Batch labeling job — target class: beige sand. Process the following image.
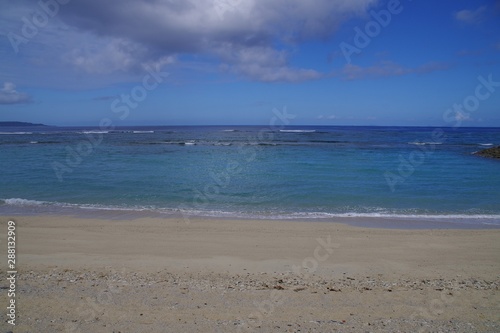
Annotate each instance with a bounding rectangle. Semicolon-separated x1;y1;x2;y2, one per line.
1;215;499;332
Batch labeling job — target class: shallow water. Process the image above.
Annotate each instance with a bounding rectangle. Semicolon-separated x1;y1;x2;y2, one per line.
1;125;499;227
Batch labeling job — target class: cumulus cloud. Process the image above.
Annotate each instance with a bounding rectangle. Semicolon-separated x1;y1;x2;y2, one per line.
61;35;177;75
63;38;145;74
0;82;32;105
454;6;487;25
61;0;376;49
52;0;376;81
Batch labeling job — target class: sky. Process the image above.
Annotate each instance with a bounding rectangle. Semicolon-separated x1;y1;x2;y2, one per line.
0;0;499;127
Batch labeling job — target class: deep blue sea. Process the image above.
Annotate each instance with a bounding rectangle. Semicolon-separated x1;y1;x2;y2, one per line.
1;125;499;227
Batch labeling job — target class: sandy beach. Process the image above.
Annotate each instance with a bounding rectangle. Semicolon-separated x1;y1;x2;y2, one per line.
1;215;499;332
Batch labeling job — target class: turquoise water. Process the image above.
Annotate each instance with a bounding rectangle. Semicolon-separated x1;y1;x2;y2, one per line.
0;125;499;226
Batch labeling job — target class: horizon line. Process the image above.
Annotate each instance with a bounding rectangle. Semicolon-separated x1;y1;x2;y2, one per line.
1;121;500;129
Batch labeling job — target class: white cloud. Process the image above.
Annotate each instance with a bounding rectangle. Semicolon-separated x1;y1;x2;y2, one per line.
62;38;143;74
338;61;450;80
455;111;471;122
317;115;337;119
454;6;487;25
61;34;177;75
218;45;322;82
2;0;377;82
0;82;32;105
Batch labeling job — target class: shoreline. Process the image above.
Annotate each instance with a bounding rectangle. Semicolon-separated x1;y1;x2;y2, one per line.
1;204;500;230
1;215;499;332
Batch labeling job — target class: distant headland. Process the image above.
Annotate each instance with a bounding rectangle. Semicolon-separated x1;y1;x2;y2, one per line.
0;121;49;127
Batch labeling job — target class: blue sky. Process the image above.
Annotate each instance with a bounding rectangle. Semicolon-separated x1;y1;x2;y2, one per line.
0;0;499;126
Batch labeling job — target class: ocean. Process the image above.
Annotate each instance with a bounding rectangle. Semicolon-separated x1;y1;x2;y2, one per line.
1;125;499;227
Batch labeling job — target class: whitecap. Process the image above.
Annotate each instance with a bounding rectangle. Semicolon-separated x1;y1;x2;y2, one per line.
2;198;47;206
81;131;109;134
0;132;33;135
408;141;442;146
